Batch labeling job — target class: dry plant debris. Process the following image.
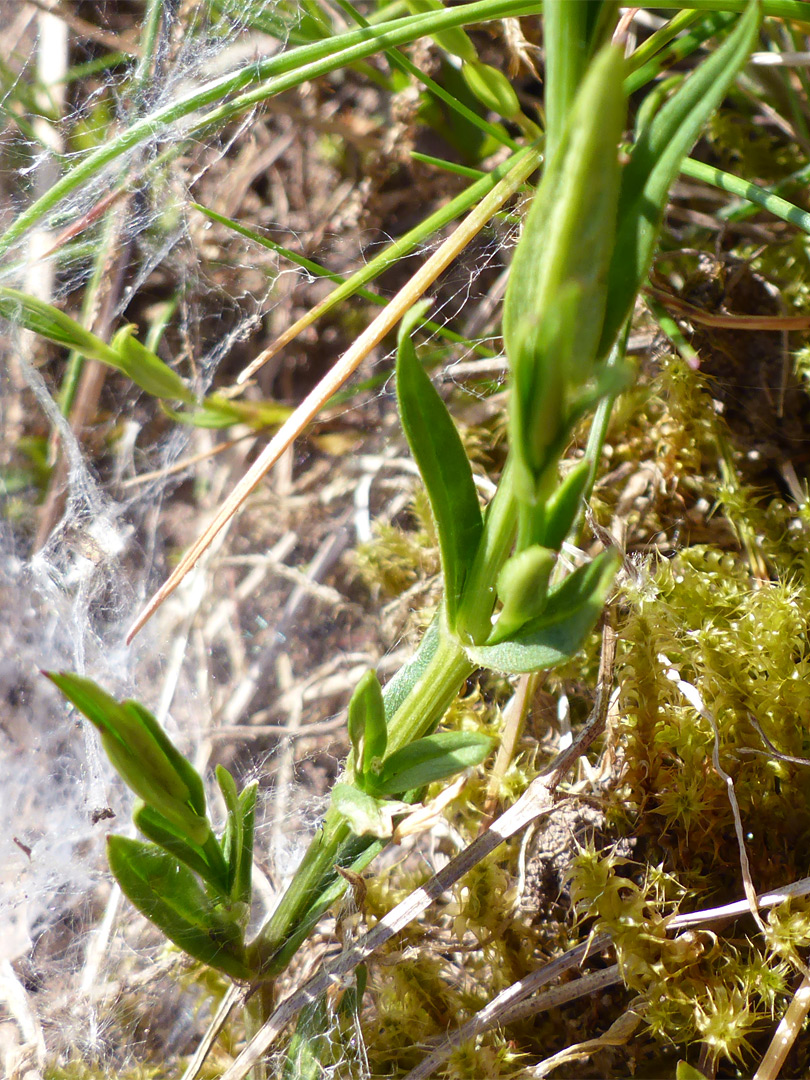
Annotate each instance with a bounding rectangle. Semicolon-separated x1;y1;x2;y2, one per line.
3;4;810;1080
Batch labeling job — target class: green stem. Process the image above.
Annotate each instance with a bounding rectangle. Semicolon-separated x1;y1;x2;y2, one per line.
573;327;631;544
249;620;473;975
455;457;519;646
680;156;810;235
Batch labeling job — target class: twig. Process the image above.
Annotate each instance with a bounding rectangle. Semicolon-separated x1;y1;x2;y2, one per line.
754;974;810;1080
400;943;613;1080
668;875;810;930
667;670;766;934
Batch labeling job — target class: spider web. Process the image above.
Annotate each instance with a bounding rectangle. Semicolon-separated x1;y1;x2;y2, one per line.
0;0;519;1073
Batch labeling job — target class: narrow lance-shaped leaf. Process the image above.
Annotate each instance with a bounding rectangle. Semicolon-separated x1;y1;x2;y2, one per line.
47;673;211;844
370;730;494;797
132;802;228;894
539;459;591;551
396;300;483;626
502;43;626;383
216;764;241;895
501;45;626;506
0;288;194;403
107;836;252;980
233;782;257;908
598;1;761;355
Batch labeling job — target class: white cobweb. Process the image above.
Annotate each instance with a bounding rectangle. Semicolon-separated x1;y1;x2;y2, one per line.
0;0;519;1074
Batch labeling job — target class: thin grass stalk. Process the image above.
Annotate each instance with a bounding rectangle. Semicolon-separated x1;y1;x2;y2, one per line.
0;0;545;259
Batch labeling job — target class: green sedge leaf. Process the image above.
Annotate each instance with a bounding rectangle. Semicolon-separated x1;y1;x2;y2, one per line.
371;731;494;797
107;836;252;980
331;783;409;839
110;326;195;404
404;0;476;62
465;551;619;674
396;301;483;625
347;670;387;783
0;288;193;403
598;1;760;355
133;803;227;893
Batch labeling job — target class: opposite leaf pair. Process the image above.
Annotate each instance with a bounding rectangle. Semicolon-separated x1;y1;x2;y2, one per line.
333;668;493;838
47;673;257;980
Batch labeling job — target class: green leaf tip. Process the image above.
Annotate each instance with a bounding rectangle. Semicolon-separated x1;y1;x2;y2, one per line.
0;287;194;404
396;300;483;627
370;730;494;797
502;43;627;500
47;672;211;846
347;669;387;784
107;836;252;980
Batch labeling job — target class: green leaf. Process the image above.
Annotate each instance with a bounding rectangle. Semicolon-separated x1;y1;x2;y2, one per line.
281;995;332;1080
123;699;207;816
132;803;227;893
396;301;483;625
502;43;625;380
381;612;440;721
0;288;194;403
107;836;252;980
676;1063;709;1080
371;731;494;797
331;783;410;839
465;551;618;674
598;1;761;354
214;766;256;908
165;394;292;430
216;764;240;895
502;44;626;500
109;325;195;403
460;61;520;120
47;673;210;844
540;460;590;551
234;782;257;908
543;0;619;161
347;670;387;783
404;0;476;62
